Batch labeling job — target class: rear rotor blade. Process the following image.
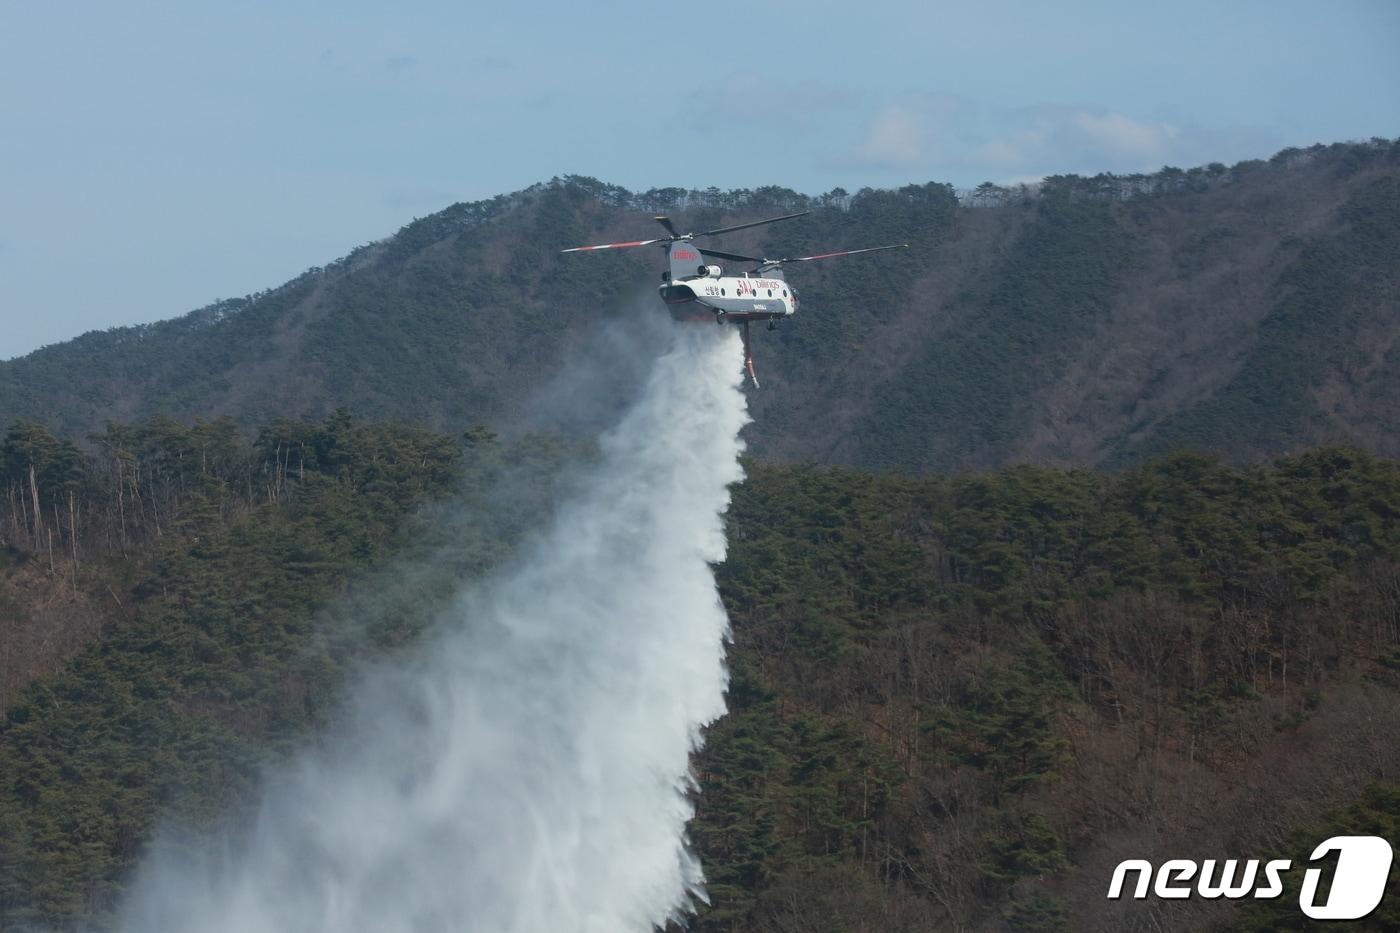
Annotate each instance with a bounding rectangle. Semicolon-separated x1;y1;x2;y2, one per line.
697;210;811;238
560;238;666;253
698;247;762;264
653;215;679;236
781;244;907;263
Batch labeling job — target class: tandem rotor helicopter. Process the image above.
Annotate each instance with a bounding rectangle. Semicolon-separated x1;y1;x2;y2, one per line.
561;211;905;387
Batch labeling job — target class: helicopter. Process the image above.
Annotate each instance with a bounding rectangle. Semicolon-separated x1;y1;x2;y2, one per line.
561;211;905;387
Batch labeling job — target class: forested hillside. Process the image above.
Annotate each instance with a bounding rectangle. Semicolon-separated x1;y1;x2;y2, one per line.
2;138;1398;932
1;140;1397;471
1;414;1397;931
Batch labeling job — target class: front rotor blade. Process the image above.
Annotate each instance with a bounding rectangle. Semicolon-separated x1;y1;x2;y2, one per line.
653;215;679;236
698;247;762;264
560;238;666;253
784;243;907;263
696;210;811;238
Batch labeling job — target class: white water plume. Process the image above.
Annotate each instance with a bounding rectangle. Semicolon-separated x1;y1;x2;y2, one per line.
116;324;749;932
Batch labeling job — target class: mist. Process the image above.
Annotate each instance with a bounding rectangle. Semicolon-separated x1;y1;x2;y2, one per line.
515;290;678;439
114;323;749;932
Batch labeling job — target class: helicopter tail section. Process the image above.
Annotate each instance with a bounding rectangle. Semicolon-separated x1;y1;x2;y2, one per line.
667;242;706;282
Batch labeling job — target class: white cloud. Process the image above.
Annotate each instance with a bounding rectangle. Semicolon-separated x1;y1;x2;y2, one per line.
837;95;1273;183
839;95;965;170
1067;110;1177;159
854;105;924;167
997;173;1049;187
975;129;1047;168
974;106;1180;172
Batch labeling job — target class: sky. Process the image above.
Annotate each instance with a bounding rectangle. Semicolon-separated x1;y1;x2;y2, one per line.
1;0;1397;360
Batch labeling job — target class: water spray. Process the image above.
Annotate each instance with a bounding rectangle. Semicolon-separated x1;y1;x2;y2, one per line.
116;324;749;933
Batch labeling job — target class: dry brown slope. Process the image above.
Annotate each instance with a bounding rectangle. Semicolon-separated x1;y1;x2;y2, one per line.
1019;157;1396;465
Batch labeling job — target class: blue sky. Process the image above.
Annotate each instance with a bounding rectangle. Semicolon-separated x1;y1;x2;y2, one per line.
2;0;1397;360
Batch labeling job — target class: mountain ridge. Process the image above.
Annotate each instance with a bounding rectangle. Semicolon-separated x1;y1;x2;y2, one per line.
3;138;1397;470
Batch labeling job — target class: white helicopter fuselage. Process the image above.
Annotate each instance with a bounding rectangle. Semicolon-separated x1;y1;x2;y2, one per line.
658;265;798;324
561;210;902;386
